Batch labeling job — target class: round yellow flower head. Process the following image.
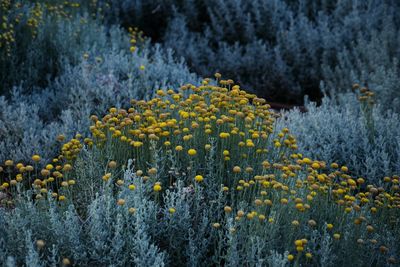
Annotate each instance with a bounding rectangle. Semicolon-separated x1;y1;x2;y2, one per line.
153;184;162;192
169;207;176;214
188;149;197;156
195;175;204;182
32;155;41;162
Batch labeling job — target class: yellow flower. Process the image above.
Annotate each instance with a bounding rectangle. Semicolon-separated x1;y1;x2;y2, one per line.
36;239;45;249
195;175;204;182
32;155;41;162
311;162;320;169
294;240;303;246
62;258;71;266
148;168;157;176
63;164;72;172
219;132;230;138
188;149;197;156
129;207;136;214
288;254;294;261
153;184;162;192
108;161;117;168
212;223;221;228
129;184;136;190
102;173;111;181
308;219;317;227
333;233;341;240
233;166;241;173
224;206;232;213
254;199;262;206
169;208;176;214
117;199;126;206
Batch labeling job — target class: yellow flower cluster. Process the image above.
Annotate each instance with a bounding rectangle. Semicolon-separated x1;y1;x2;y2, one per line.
0;74;399;263
128;26;145;54
0;1;104;58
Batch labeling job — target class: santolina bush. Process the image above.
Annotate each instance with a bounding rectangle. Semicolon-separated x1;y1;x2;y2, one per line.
121;0;399;106
0;7;200;164
0;78;399;266
276;87;400;183
1;1;399;266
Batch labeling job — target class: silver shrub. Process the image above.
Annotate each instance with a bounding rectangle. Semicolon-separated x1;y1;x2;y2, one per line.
0;164;166;266
0;25;199;164
277;93;400;182
161;0;400;104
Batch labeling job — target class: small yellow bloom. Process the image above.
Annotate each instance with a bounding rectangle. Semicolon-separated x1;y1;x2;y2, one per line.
311;162;320;169
188;149;197;156
117;199;126;206
169;207;176;214
212;223;221;228
148;168;157;176
62;258;71;266
36;240;45;249
224;206;232;213
292;220;300;226
195;175;204;182
129;207;136;214
219;132;230;138
153;184;162;192
108;161;117;168
233;166;241;173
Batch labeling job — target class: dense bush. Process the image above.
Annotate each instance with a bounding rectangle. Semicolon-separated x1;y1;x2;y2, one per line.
1;81;399;266
162;0;400;106
276;89;400;182
104;0;400;105
1;1;400;266
0;7;200;164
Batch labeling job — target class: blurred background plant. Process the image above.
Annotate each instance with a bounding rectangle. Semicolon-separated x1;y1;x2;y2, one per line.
102;0;400;108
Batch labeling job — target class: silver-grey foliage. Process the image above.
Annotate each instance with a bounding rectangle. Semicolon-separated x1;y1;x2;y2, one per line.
277;93;400;182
